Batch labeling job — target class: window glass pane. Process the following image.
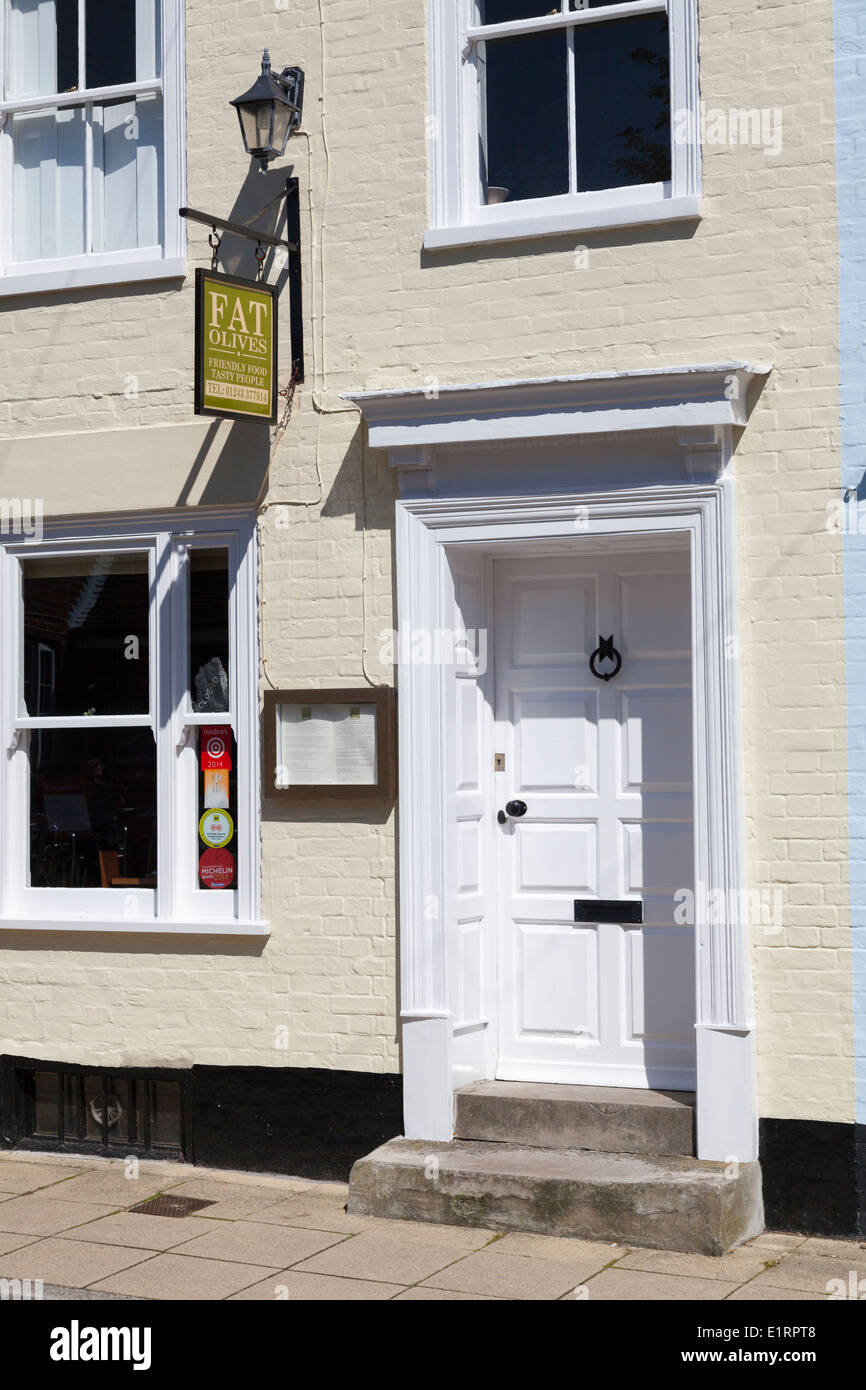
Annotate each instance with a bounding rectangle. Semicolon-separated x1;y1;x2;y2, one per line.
575;15;671;192
150;1080;182;1147
64;1073;82;1138
477;1;564;20
570;0;639;8
481;30;569;203
189;550;230;713
198;729;237;891
85;0;136;88
135;0;161;80
22;553;150;717
84;1076;130;1142
8;0;78;97
33;1070;60;1135
12;107;86;261
30;727;157;888
92;94;164;252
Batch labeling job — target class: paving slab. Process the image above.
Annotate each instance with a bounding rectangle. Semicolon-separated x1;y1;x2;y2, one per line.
90;1252;281;1301
248;1195;381;1235
583;1267;738;1300
746;1254;866;1295
172;1221;346;1268
56;1211;227;1251
617;1246;771;1282
157;1179;289;1220
727;1284;829;1301
0;1237;152;1287
293;1230;468;1286
0;1162;86;1194
423;1247;614;1299
42;1284;144;1301
0;1232;39;1257
394;1287;501;1300
746;1232;807;1254
229;1271;401;1300
0;1195;118;1236
485;1232;626;1263
38;1172;170;1208
798;1236;866;1259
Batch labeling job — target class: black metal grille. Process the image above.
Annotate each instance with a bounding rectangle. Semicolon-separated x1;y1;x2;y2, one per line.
17;1066;188;1159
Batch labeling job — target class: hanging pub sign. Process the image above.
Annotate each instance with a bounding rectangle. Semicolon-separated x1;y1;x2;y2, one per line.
194;269;278;423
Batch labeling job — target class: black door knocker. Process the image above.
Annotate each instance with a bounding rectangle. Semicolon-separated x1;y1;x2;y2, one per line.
589;634;622;682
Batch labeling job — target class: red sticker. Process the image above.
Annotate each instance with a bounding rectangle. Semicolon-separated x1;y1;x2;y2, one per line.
201;726;232;771
199;848;235;890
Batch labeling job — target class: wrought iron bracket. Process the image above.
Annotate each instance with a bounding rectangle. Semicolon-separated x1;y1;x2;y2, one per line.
179;176;304;383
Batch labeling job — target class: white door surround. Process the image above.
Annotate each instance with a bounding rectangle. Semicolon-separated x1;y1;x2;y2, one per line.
346;363;770;1164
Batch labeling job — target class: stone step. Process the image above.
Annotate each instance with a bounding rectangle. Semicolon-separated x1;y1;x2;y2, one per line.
348;1138;763;1255
455;1081;696;1157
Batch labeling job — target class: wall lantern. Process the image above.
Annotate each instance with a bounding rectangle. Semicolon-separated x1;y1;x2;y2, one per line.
230;49;305;170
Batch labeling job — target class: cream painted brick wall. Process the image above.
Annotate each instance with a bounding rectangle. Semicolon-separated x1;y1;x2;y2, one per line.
0;0;853;1120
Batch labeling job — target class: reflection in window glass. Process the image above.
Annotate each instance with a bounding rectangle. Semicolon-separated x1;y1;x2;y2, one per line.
477;1;563;20
22;553;149;717
33;1071;60;1135
8;0;78;97
85;0;136;88
482;30;569;202
189;550;230;713
29;728;157;889
575;16;671;192
93;94;164;253
12;106;86;261
84;1075;130;1142
150;1080;183;1147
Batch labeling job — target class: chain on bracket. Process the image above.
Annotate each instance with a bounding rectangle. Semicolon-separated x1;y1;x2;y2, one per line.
255;241;267;282
209;227;222;271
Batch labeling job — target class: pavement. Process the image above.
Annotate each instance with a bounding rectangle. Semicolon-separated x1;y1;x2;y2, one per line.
0;1149;861;1301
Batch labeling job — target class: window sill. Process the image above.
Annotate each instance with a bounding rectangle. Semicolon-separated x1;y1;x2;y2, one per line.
0;255;187;298
423;195;702;251
0;917;270;937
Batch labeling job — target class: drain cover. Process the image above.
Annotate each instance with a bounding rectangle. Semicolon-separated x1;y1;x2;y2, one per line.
129;1195;216;1219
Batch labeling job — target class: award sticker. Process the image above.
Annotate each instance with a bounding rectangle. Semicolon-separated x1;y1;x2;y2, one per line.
201;726;232;771
203;767;230;810
200;848;235;890
199;809;234;849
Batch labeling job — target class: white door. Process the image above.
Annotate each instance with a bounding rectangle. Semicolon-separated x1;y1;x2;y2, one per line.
494;547;696;1089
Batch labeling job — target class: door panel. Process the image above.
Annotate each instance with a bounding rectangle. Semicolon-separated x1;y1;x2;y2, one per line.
494;549;696;1089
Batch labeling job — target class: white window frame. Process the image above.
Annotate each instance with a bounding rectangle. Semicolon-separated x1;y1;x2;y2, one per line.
0;511;266;936
0;0;186;296
426;0;701;250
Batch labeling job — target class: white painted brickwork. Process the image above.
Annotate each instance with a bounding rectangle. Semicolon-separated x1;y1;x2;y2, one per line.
0;0;853;1121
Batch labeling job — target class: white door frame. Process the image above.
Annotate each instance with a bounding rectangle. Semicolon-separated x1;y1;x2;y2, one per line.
396;480;757;1163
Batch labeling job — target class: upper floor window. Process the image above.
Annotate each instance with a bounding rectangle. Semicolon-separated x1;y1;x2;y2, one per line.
426;0;701;250
0;0;185;293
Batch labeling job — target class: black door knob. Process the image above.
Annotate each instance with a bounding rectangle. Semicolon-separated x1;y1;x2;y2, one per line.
505;800;528;818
